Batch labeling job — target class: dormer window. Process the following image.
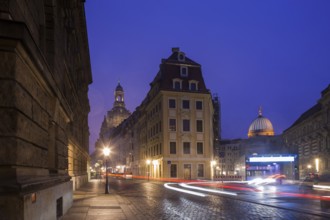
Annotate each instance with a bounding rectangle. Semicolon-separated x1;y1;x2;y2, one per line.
180;66;188;77
189;80;198;91
178;52;185;61
172;78;182;90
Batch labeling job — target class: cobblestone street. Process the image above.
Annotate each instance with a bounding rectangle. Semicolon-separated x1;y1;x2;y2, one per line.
62;178;330;220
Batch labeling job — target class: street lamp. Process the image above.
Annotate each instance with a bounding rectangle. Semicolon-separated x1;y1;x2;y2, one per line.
146;159;151;181
103;147;111;194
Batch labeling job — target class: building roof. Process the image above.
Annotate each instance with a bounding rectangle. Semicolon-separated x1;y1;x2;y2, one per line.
149;47;209;94
116;82;123;92
284;84;329;132
248;108;274;137
285;103;322;130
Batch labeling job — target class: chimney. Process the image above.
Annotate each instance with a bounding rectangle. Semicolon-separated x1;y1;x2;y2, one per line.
172;47;180;53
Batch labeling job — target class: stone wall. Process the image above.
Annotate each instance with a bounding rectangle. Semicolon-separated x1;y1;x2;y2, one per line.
0;0;92;219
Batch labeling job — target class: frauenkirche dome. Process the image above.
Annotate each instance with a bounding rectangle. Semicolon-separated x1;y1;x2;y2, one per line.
248;107;274;138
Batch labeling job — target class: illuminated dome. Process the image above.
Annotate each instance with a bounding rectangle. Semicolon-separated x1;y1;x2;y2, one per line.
248;108;274;138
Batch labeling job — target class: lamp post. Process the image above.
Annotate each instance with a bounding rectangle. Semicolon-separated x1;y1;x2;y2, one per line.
103;147;110;194
146;160;151;181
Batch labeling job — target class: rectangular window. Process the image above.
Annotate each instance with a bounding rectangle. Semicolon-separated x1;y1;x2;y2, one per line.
182;100;190;109
174;81;181;90
196;101;203;110
183;119;190;132
169;99;176;108
196;120;203;132
170;142;176;154
169;119;176;131
180;66;188;77
190;83;197;91
197;164;204;177
197;142;203;154
183;142;190;154
170;164;177;178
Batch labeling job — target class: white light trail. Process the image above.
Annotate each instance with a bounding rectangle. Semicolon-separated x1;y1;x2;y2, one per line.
164;183;206;197
179;183;237;196
313;185;330;190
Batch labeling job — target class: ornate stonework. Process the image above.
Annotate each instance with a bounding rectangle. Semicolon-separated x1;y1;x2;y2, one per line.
0;1;92;219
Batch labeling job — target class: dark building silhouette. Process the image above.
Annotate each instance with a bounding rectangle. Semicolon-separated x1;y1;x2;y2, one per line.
0;1;92;219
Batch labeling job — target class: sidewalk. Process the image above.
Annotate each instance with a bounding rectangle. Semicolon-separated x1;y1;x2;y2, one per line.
61;179;138;220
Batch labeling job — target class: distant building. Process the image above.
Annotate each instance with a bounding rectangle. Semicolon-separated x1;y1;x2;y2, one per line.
0;1;92;219
248;107;275;137
108;48;219;179
283;84;330;179
219;109;292;180
92;83;131;163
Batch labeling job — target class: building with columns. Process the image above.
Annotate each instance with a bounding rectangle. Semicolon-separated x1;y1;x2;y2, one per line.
283;84;330;179
108;48;219;180
0;1;92;219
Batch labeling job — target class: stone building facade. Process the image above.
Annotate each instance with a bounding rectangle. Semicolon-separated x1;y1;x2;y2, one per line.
0;0;92;219
108;48;219;180
283;84;330;179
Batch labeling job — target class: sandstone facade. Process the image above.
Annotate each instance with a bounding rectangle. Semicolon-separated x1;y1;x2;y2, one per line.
0;0;92;219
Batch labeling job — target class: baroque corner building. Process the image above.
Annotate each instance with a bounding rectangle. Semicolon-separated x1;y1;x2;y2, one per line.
283;84;330;178
109;48;220;180
0;1;92;219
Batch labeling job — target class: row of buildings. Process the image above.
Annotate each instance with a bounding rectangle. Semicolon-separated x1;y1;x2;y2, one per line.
93;48;220;180
93;47;330;182
0;1;92;219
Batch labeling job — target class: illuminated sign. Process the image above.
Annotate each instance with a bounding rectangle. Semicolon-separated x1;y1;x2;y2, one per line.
249;156;295;162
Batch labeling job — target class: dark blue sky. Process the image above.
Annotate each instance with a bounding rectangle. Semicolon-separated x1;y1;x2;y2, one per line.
85;0;330;153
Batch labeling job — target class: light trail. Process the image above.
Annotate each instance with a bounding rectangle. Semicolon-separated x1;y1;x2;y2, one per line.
313;185;330;190
179;183;237;196
164;183;206;197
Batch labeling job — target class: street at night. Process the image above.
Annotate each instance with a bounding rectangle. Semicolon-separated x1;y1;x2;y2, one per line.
63;178;330;220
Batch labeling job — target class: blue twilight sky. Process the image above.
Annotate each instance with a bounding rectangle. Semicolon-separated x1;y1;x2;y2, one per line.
85;0;330;154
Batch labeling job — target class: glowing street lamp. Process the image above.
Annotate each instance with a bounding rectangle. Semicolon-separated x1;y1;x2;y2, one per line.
146;159;151;181
103;147;111;194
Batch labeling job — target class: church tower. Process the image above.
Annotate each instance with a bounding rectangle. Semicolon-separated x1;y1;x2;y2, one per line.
93;83;131;158
105;82;131;128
